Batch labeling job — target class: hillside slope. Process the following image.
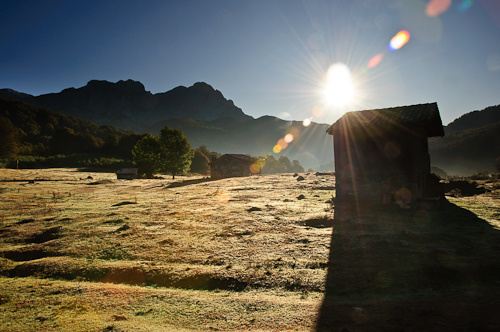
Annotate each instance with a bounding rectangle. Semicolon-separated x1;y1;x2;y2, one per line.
430;105;500;174
445;104;500;133
0;96;141;158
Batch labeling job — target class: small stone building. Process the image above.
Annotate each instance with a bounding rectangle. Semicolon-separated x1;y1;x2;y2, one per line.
116;168;139;180
209;154;257;179
327;103;444;217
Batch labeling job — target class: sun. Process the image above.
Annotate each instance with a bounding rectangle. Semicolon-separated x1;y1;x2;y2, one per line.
322;63;356;107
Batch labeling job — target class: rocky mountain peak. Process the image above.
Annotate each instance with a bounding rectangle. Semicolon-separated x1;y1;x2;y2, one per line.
84;79;147;94
0;79;252;132
192;81;214;91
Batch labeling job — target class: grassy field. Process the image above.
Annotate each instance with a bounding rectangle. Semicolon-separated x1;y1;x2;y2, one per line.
0;168;499;331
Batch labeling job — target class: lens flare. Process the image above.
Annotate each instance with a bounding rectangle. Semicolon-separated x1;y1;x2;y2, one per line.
284;133;294;143
277;138;288;150
273;145;282;153
287;126;300;140
303;118;312;127
426;0;452;17
388;30;410;51
368;53;384;68
250;160;263;174
395;187;412;207
312;105;324;117
217;189;230;203
278;112;291;120
458;0;474;13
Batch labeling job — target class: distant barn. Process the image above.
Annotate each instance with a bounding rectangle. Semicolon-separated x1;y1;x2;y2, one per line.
327;103;444;217
116;168;139;180
210;154;258;179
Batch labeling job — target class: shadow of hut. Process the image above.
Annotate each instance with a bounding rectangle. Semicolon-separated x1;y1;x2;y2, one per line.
316;103;500;331
315;201;500;331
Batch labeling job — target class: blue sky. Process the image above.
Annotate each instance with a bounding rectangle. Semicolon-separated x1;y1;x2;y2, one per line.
1;0;499;126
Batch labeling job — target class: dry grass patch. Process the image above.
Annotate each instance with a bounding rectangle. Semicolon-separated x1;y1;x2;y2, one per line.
1;169;333;330
2;168;500;331
0;275;321;331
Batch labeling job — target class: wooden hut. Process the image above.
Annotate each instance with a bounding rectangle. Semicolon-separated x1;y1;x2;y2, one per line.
209;154;257;179
327;103;444;217
116;168;139;180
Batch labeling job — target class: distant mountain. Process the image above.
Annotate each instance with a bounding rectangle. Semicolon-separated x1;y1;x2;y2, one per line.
2;80;498;174
0;80;252;133
0;80;333;170
429;104;500;175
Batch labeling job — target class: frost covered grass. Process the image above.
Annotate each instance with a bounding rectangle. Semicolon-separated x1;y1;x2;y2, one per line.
1;168;500;331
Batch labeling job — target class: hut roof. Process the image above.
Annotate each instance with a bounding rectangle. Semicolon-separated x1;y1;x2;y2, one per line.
327;102;444;137
116;168;139;174
210;154;255;165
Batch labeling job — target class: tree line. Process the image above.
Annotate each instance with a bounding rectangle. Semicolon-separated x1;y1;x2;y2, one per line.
131;128;305;178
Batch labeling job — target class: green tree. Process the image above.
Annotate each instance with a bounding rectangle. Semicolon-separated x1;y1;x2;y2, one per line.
118;133;143;159
262;155;285;174
0;116;20;158
132;134;160;178
104;134;120;154
190;149;210;175
83;134;103;153
158;127;194;179
290;160;305;173
278;156;293;172
50;127;83;154
198;145;211;158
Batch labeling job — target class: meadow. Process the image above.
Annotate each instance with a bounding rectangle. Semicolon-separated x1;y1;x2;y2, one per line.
0;168;499;331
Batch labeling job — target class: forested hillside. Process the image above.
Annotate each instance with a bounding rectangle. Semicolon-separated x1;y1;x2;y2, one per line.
445;105;500;134
429;105;500;175
0;96;143;166
0;96;308;174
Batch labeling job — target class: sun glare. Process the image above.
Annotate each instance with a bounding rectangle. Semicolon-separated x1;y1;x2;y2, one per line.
323;63;356;107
